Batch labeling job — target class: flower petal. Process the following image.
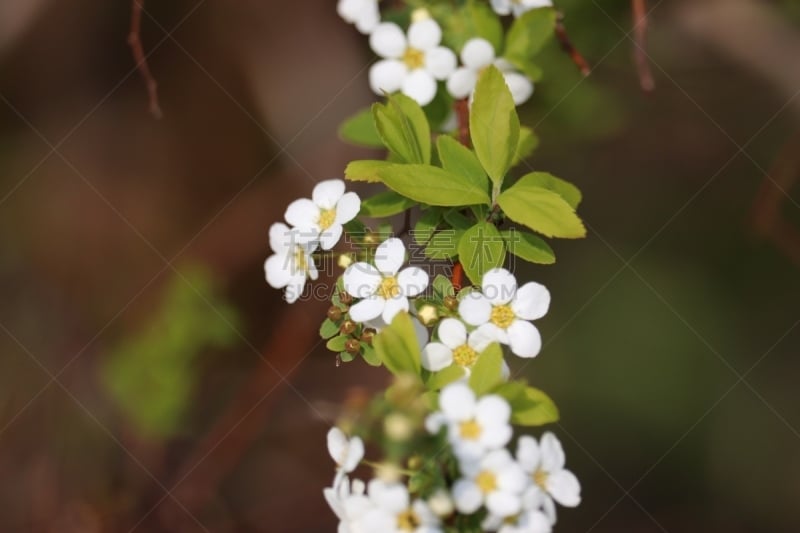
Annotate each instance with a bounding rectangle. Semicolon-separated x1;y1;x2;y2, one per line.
482;268;518;305
369;22;407;58
421;343;453;372
285;198;320;229
503;71;534;105
264;254;291;289
490;0;512;15
335;192;361;225
446;67;477;100
425;46;456;80
382;296;409;323
369;59;407;95
312;179;345;209
327;427;347;465
461;38;495;70
284;273;306;304
349;295;385;322
476;322;509;345
343;262;381;298
487;490;522;518
452;479;483;514
476;395;511;426
540;432;566;472
269;222;293;253
459;293;492;326
516;435;541;473
342;436;364;472
467;327;495;352
512;281;551;320
412;316;430;350
402;69;437;106
397;266;429;297
546;470;581;508
507;319;542;358
319;224;344;251
374;237;406;275
408;19;442;50
440;382;476;421
437;318;467;349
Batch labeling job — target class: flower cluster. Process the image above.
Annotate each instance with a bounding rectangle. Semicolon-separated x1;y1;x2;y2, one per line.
323;381;580;532
338;0;549;106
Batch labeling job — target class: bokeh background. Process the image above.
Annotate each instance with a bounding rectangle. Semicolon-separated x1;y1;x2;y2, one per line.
0;0;798;531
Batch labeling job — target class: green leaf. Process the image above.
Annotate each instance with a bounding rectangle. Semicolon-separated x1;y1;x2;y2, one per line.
443;209;474;231
372;93;431;164
319;319;340;339
514;172;582;209
414;208;443;245
512;127;540;167
326;335;348;352
437;136;489;194
339;108;383;148
360;190;417;218
497;184;586;239
373;313;422;376
437;0;504;53
345;160;393;183
377;164;491;206
457;222;506;285
426;229;464;260
426;364;466;391
502;230;555;265
468;343;504;395
361;343;381;366
510;386;560;426
503;8;557;70
432;275;455;299
470;66;520;189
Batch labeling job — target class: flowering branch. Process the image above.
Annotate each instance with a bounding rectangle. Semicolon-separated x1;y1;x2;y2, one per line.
128;0;163;119
555;11;591;77
632;0;656;92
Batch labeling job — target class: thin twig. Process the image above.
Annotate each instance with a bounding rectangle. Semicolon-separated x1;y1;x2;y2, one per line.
128;0;163;119
555;12;591;77
454;99;471;148
632;0;656;92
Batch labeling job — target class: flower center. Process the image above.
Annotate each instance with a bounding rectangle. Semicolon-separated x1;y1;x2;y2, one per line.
397;509;421;531
318;208;337;231
403;47;425;70
459;419;482;440
534;469;549;490
453;344;478;367
377;276;401;299
476;470;498;494
293;246;308;273
490;305;515;329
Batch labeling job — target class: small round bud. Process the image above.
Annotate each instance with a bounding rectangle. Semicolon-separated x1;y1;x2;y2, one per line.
374;462;402;483
383;413;413;442
339;292;353;305
363;232;380;245
360;328;376;345
327;306;343;321
443;296;458;311
345;338;361;354
417;304;439;326
337;254;354;269
407;455;423;470
411;8;431;22
340;320;357;335
427;489;455;517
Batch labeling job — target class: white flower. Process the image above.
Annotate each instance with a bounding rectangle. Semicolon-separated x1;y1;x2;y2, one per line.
343;238;429;324
264;222;318;304
421;318;494;372
369;19;457;105
516;433;581;524
452;449;527;518
490;0;553;18
360;480;442;533
338;0;380;34
484;509;552;533
446;38;534;105
425;382;512;461
458;268;550;358
324;476;372;533
328;427;365;486
285;179;361;251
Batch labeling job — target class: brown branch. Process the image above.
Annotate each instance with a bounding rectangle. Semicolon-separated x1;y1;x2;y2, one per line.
454;98;471;148
632;0;656;92
128;0;163;119
555;12;591;77
751;131;800;267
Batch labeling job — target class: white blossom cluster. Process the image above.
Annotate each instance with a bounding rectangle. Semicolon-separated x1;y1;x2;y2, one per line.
264;179;360;303
337;0;554;106
323;382;580;532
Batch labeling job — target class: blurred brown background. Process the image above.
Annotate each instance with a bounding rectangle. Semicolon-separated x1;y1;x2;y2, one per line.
0;0;798;531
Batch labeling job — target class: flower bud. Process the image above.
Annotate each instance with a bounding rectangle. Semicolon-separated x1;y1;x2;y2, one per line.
374;462;402;483
417;304;439;326
337;253;354;269
340;320;357;335
327;306;343;321
360;328;376;345
383;413;413;442
345;338;361;354
443;296;458;311
339;291;353;305
427;489;454;517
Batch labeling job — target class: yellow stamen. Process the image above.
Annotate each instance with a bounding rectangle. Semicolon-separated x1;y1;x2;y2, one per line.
397;509;421;531
377;276;401;299
476;470;498;494
318;208;337;231
403;47;425;70
459;419;482;440
490;305;515;329
453;344;478;367
534;469;549;490
294;246;308;273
